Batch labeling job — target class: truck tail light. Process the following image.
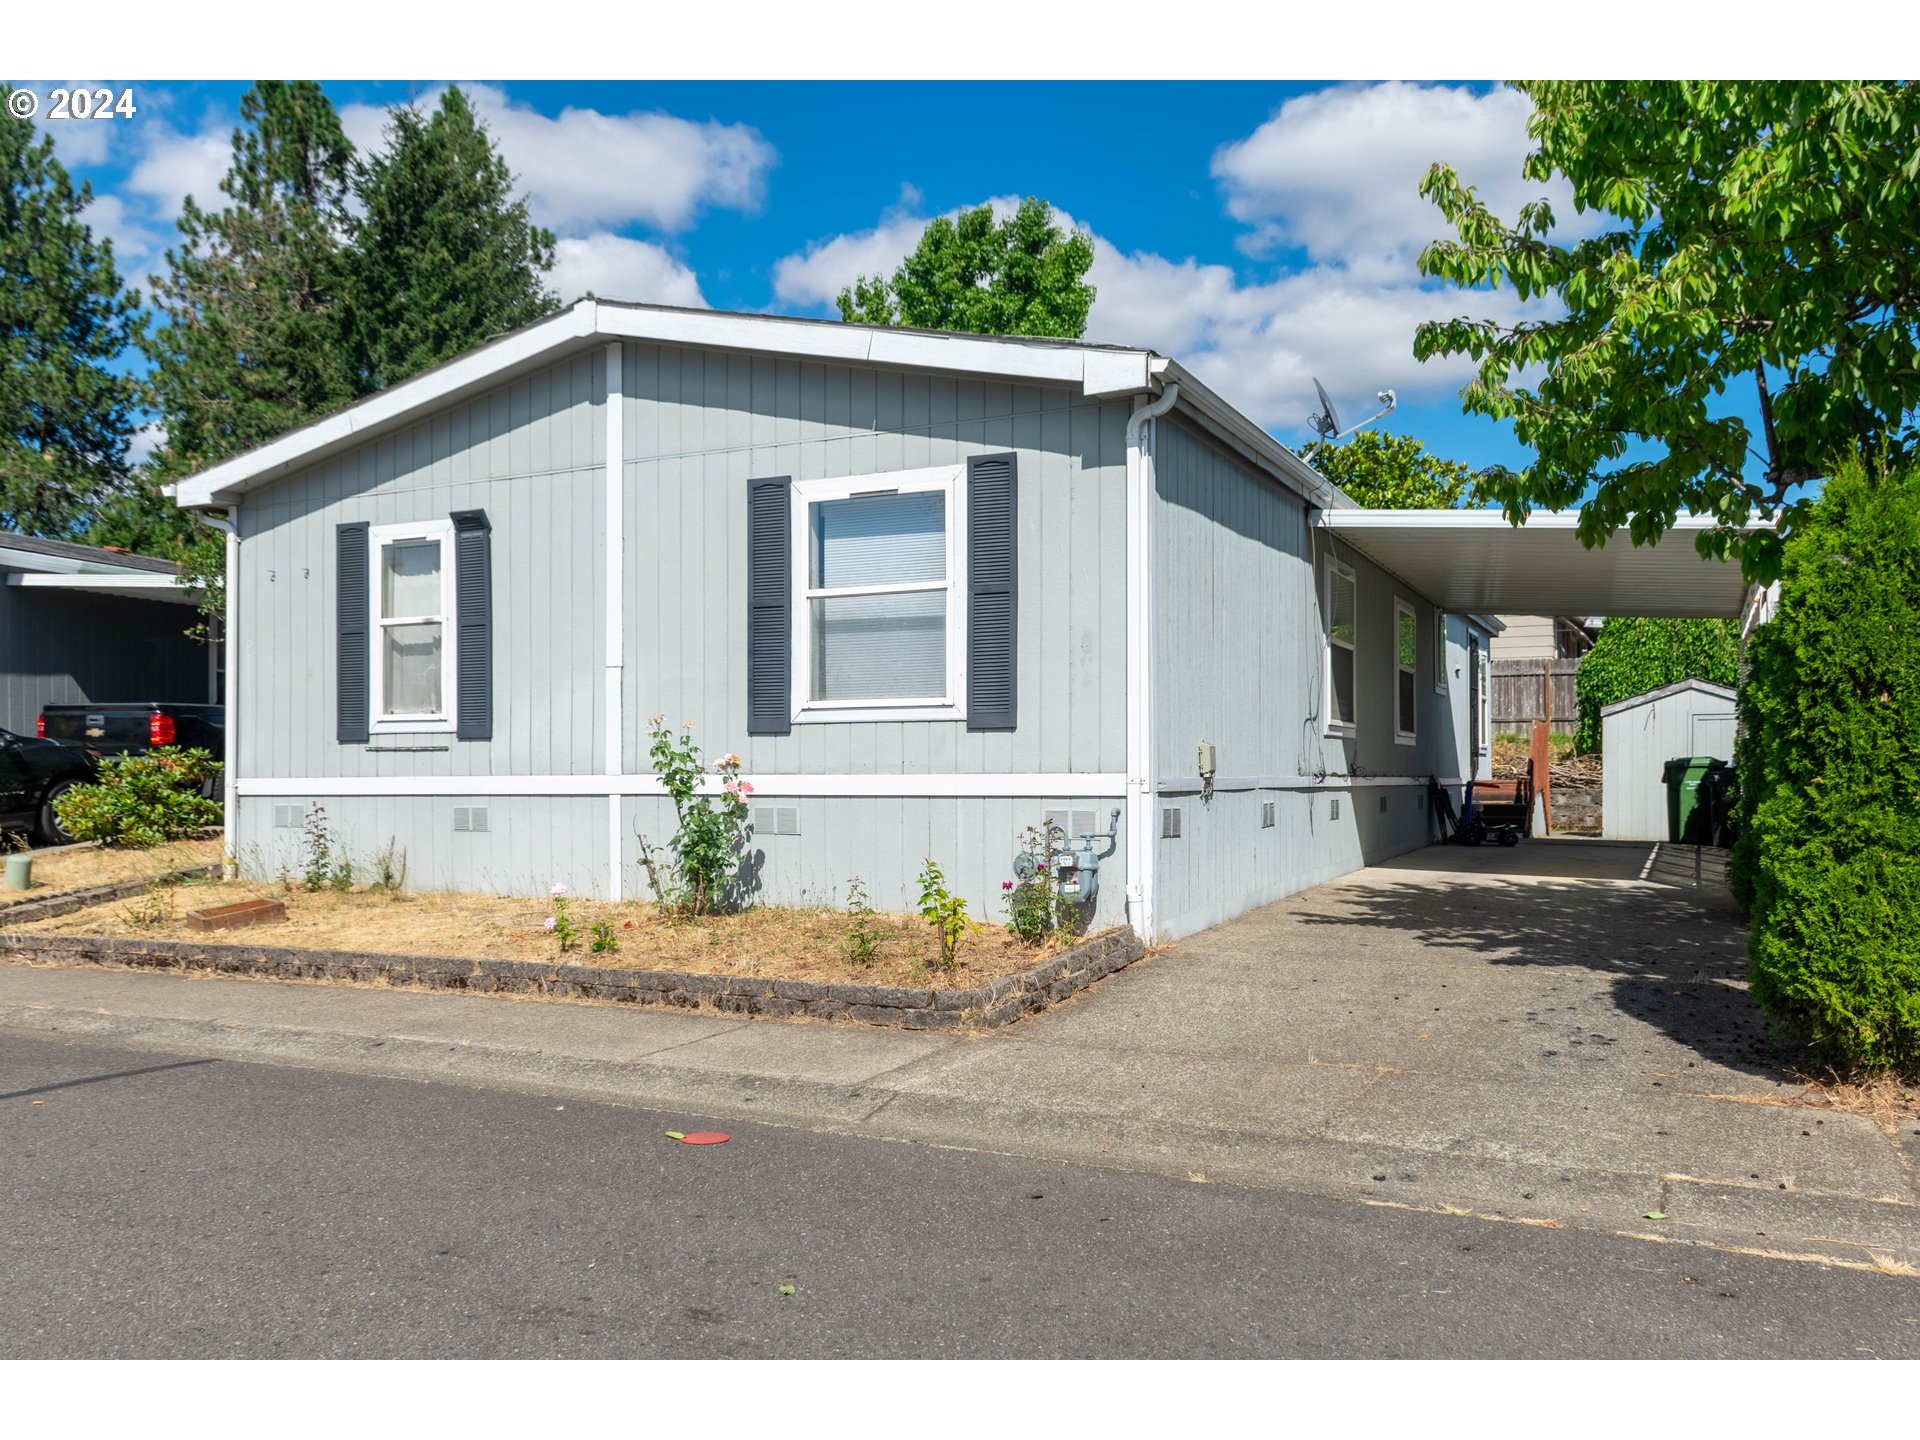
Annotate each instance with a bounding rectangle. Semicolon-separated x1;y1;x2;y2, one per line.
150;713;176;747
36;714;45;738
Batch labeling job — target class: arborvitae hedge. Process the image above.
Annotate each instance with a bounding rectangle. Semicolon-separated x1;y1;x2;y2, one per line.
1574;618;1741;753
1732;453;1920;1072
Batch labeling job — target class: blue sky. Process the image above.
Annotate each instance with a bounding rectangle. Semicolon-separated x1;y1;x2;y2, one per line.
30;78;1763;477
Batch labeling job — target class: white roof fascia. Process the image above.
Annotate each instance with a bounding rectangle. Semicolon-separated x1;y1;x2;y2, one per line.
6;573;199;603
166;301;602;509
1315;509;1728;536
1155;360;1346;511
0;544;169;577
167;302;1162;511
1599;677;1737;718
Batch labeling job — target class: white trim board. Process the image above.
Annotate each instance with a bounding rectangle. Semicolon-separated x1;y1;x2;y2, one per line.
234;773;1129;799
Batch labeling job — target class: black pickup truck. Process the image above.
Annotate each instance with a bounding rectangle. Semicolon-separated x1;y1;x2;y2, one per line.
0;728;98;843
38;702;225;763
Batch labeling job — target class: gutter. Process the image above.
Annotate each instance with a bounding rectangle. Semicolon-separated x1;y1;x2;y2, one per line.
1123;380;1180;943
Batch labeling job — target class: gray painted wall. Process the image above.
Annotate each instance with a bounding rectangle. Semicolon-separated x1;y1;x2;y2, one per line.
0;581;209;736
231;342;1133;929
1149;418;1471;939
618;342;1131;776
1601;684;1736;840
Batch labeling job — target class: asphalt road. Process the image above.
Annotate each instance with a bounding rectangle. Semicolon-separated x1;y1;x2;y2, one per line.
3;1032;1915;1359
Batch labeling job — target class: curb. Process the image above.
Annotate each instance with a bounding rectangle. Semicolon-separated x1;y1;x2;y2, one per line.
0;925;1145;1030
0;865;222;925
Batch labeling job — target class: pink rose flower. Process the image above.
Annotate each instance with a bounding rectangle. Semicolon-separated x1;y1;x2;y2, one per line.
737;781;754;796
542;916;557;932
550;883;567;898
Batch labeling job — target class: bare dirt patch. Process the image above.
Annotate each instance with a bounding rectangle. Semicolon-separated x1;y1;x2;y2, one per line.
0;838;221;902
11;877;1078;990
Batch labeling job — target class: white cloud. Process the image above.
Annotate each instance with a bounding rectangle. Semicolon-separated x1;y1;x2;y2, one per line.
340;83;775;235
1082;238;1547;437
127;422;165;468
124;120;230;219
772;208;934;309
550;233;705;308
1211;81;1595;274
83;192;164;271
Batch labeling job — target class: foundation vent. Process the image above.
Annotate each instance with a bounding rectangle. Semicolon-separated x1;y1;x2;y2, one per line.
752;804;800;836
1161;807;1182;839
452;805;489;833
1261;800;1275;828
271;804;301;829
1329;796;1341;821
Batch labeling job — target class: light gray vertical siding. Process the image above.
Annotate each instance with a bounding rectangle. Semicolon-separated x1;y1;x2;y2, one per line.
231;341;1131;918
619;343;1132;777
0;583;209;735
1601;684;1736;840
1149;417;1467;938
233;351;606;782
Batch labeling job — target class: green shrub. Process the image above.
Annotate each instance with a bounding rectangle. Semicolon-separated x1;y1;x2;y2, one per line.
1734;452;1920;1073
52;748;223;848
1574;617;1741;753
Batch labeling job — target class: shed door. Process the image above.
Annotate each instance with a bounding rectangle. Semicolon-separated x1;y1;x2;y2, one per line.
1692;712;1735;761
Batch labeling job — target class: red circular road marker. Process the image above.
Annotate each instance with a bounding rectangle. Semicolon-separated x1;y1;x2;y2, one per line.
679;1131;731;1145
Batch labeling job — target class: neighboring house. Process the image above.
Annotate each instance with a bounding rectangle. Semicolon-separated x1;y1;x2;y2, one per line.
0;534;209;737
1600;679;1737;841
1489;614;1597;662
165;300;1502;942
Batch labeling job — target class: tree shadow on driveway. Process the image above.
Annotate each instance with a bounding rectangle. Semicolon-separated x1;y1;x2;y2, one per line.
1289;875;1798;1083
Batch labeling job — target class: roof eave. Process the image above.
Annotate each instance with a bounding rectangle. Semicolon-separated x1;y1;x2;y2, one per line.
165;301;1163;510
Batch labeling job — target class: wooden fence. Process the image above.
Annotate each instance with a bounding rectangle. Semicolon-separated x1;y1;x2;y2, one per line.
1492;658;1580;737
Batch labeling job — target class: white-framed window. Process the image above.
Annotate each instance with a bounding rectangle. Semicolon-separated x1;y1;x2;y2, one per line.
1433;608;1450;694
369;519;455;732
790;466;965;723
1394;596;1418;745
1324;557;1357;737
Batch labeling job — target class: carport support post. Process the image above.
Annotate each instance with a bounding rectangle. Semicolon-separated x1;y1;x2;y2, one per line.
1530;720;1552;837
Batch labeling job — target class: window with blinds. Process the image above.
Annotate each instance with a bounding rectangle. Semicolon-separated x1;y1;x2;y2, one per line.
1326;559;1357;735
790;467;962;716
1394;597;1418;744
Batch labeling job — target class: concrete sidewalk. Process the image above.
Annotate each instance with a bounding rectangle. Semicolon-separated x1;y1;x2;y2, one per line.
3;839;1915;1271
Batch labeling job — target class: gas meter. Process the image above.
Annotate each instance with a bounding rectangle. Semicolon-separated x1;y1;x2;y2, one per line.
1015;808;1121;907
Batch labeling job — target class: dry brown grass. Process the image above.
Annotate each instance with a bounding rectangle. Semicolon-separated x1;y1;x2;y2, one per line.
14;876;1083;988
0;837;221;902
1710;1073;1920;1140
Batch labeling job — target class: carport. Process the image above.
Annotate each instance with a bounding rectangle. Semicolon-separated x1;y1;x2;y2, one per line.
1310;509;1763;621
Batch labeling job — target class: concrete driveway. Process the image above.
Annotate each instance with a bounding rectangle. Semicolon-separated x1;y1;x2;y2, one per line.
4;838;1916;1266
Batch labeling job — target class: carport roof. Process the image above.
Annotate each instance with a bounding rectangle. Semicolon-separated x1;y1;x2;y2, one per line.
1312;509;1757;619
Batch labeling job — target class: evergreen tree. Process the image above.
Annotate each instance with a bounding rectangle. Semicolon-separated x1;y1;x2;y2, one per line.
0;85;143;536
144;81;358;475
1733;451;1920;1072
348;86;558;389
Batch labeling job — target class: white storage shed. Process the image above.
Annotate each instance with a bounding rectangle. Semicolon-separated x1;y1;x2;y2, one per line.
1600;678;1737;841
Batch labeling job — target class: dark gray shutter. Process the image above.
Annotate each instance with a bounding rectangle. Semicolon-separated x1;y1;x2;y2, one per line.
747;475;792;735
336;522;370;743
967;452;1018;731
452;510;492;740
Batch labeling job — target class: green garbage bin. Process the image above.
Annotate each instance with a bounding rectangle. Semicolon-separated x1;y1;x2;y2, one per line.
1662;756;1722;844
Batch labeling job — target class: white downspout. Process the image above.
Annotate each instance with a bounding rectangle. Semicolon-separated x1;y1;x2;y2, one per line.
604;341;626;902
200;511;239;880
1124;381;1179;943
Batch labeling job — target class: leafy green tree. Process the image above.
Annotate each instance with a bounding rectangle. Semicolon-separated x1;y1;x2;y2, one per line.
838;197;1095;339
1415;81;1920;583
144;81;358;475
0;86;143;537
348;86;558;389
1302;430;1476;510
1572;617;1740;752
1732;451;1920;1072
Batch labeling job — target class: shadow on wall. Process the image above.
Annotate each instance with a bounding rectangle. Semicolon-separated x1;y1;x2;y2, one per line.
1292;876;1791;1082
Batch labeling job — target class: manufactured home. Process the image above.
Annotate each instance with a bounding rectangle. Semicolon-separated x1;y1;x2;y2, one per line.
168;301;1756;942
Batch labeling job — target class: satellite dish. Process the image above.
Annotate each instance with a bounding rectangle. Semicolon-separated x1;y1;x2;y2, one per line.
1310;379;1342;442
1308;378;1398;444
